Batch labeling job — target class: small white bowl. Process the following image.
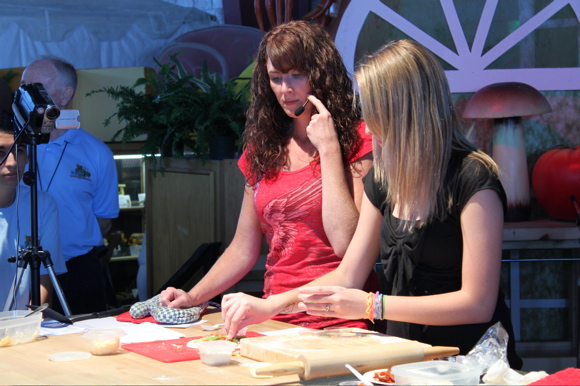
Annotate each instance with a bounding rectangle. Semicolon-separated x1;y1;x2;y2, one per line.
196;340;236;366
82;328;125;355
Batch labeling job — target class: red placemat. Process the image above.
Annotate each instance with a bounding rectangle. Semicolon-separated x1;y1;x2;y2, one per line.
121;332;265;363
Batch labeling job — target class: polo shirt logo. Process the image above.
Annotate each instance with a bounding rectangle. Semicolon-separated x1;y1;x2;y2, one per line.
71;164;92;181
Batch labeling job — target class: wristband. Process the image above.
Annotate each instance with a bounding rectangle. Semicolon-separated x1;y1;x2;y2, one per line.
365;292;375;323
374;293;382;320
381;294;387;320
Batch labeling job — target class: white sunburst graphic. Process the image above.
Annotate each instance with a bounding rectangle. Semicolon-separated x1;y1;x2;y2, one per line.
335;0;580;92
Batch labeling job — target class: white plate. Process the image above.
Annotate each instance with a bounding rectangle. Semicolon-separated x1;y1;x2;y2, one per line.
48;351;92;362
363;368;396;385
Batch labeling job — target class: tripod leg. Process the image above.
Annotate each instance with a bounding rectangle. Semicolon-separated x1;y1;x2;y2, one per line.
3;265;27;311
46;265;71;316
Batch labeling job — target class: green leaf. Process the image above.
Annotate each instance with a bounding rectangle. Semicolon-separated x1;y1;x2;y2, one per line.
86;52;249;171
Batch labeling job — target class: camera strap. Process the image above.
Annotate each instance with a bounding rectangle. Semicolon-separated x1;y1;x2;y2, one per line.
38;141;69;193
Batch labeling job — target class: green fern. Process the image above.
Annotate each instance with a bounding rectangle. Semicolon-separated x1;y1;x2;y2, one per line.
87;53;250;171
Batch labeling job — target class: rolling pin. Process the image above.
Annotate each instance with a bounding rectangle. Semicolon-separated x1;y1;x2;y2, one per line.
250;341;459;380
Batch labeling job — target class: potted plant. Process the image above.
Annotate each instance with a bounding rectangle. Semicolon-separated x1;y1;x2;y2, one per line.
87;54;250;171
192;67;249;160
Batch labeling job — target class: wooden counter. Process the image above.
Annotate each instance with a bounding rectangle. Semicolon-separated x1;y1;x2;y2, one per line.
0;310;301;385
503;219;579;250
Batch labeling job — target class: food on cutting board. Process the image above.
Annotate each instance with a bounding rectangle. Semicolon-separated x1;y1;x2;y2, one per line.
186;334;248;349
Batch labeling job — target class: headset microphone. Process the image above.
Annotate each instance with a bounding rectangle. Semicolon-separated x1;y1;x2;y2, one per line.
294;99;310;116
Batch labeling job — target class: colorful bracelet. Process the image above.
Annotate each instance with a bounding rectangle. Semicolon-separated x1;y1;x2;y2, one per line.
374;292;382;320
365;292;375;323
381;294;387;320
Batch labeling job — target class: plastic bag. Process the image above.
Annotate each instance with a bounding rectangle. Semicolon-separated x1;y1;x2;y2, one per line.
449;321;510;373
445;322;548;385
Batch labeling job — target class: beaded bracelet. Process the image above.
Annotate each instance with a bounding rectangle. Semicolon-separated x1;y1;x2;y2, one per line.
374;292;382;320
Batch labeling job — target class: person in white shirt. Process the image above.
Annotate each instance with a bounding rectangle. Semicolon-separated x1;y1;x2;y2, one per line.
0;109;67;310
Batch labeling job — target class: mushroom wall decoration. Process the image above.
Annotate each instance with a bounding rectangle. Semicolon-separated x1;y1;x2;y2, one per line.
463;82;552;222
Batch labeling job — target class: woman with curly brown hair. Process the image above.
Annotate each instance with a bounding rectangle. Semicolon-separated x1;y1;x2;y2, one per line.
160;20;379;334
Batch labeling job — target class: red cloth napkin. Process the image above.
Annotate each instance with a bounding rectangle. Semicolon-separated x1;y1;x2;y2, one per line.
116;311;156;324
121;332;265;363
530;368;580;385
116;309;208;324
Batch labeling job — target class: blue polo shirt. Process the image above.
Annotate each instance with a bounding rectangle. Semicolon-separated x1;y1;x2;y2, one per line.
34;128;119;261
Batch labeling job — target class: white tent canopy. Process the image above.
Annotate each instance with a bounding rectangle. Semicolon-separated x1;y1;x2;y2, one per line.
0;0;222;70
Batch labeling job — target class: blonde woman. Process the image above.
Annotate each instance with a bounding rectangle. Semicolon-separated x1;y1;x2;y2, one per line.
226;39;522;368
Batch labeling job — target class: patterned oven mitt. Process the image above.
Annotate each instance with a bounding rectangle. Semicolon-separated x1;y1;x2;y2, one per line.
129;294;208;324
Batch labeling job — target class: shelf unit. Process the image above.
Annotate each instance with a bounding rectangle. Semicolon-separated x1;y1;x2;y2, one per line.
110;205;145;261
108;154;147;304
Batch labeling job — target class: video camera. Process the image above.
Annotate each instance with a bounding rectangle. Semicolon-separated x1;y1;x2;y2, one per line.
12;83;60;143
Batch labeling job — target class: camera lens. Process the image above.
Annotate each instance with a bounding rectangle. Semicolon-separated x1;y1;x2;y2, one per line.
45;106;60;120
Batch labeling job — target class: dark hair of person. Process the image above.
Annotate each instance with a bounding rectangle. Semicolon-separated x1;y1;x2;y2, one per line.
0;109;14;135
243;20;361;185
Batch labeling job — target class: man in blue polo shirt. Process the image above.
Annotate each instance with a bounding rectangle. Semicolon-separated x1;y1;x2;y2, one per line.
0;107;67;310
21;57;119;314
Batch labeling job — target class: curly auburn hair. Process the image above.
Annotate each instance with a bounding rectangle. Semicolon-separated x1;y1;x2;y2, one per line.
243;20;362;185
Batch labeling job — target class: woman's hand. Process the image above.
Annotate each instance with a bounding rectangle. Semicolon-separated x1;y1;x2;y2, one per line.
221;292;277;339
305;95;340;155
159;287;194;308
297;286;369;320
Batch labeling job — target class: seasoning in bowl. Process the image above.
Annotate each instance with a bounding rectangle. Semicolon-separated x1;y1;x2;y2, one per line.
0;310;42;347
82;328;126;355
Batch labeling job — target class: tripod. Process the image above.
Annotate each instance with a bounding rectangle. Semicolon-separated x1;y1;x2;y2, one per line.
3;128;71;315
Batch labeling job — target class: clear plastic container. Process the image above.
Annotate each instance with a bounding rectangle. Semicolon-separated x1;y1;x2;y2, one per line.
196;340;236;366
0;310;42;347
391;361;482;385
82;328;125;355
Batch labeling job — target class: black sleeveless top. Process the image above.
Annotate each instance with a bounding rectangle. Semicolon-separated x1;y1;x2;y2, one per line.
364;151;522;369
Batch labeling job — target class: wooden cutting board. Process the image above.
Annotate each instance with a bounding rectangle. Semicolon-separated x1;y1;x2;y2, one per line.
240;328;421;363
240;329;460;380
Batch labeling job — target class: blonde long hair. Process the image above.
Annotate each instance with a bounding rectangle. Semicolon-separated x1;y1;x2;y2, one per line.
355;40;498;230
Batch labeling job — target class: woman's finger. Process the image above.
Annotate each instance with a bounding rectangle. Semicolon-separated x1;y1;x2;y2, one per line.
226;304;250;340
298;300;335;315
221;293;243;324
306;95;328;115
222;299;241;333
159;287;177;306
